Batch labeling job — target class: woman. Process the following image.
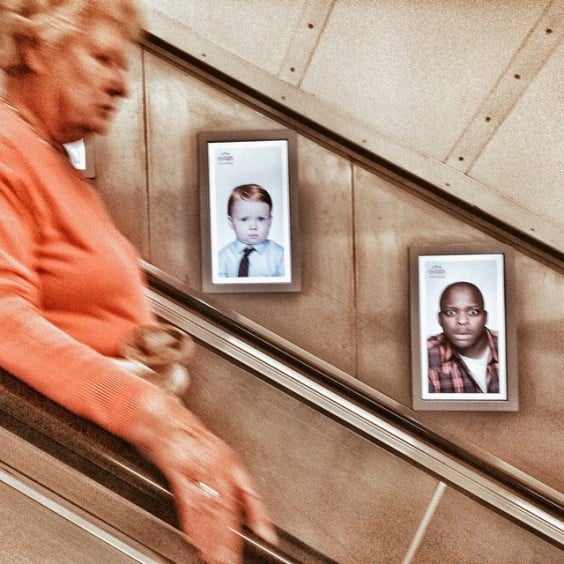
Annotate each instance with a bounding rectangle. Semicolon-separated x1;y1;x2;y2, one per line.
0;1;277;562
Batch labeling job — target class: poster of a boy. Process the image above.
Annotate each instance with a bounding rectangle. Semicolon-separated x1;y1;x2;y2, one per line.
218;184;285;278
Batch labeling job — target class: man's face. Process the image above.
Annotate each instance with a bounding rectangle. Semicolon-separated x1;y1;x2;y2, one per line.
228;199;272;245
438;285;488;358
39;18;130;142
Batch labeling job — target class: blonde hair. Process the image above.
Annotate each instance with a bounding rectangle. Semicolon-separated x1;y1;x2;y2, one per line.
0;0;144;75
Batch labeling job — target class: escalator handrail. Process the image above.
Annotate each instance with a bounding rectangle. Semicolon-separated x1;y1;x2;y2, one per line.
0;368;332;563
143;261;564;530
0;261;561;554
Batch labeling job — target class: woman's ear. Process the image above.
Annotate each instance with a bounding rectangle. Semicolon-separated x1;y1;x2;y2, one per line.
20;38;51;73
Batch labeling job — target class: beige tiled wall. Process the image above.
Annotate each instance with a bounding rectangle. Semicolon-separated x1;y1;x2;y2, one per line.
96;47;563;561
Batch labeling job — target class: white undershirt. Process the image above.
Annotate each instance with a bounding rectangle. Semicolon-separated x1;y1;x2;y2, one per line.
459;348;490;392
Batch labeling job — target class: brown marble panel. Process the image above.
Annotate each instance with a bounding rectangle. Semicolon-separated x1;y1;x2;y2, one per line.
354;163;564;491
355;165;564;490
354;165;494;403
183;345;439;563
413;486;563;563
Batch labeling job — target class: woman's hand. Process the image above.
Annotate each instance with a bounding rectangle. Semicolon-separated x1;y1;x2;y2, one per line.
129;391;278;563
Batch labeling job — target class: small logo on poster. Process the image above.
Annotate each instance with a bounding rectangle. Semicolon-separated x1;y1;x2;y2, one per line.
217;151;234;165
427;264;446;278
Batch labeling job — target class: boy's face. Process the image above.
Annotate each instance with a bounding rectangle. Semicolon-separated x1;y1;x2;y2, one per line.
438;285;488;358
228;199;272;245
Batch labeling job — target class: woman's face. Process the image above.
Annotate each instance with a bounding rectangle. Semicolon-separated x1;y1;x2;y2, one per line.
34;17;130;143
228;199;272;245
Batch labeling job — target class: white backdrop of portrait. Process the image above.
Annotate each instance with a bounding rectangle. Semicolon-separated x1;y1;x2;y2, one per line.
208;139;291;284
418;253;507;400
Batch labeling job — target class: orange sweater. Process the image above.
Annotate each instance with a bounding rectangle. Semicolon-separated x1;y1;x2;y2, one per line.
0;103;158;437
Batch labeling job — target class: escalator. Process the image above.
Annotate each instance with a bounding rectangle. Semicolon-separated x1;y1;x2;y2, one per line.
0;263;562;562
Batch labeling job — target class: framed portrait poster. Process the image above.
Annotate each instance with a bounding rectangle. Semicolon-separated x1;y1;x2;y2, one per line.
410;243;518;411
198;129;301;293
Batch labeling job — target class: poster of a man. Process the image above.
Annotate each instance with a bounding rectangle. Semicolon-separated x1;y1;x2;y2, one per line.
410;245;518;411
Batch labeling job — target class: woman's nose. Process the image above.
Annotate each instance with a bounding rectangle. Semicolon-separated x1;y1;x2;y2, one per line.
107;68;129;99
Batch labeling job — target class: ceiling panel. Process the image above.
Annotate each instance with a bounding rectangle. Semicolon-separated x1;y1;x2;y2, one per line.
469;41;564;229
140;0;562;252
152;0;303;74
301;0;549;159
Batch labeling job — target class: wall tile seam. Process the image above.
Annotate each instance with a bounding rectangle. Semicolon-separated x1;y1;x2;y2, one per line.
140;49;153;263
350;160;360;380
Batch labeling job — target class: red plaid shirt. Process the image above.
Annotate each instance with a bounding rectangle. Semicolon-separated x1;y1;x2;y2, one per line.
427;329;499;393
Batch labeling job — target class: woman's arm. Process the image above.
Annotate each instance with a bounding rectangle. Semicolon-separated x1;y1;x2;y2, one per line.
0;174;277;562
